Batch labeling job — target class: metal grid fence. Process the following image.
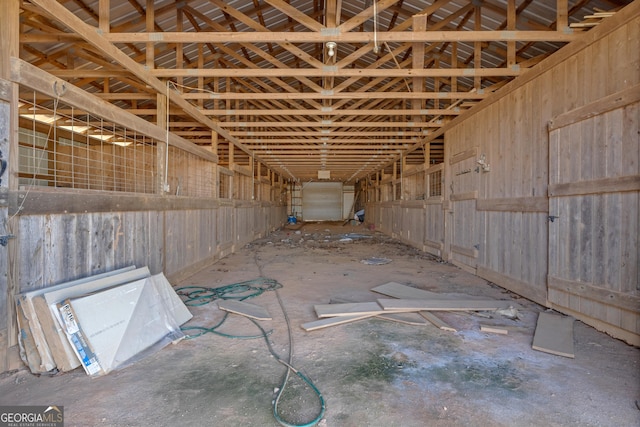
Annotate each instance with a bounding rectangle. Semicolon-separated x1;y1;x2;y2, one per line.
18;93;215;198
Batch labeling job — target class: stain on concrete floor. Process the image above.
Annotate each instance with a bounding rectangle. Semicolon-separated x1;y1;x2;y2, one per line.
1;222;639;426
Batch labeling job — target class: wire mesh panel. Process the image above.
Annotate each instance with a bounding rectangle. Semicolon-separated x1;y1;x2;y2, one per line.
428;168;443;198
17;91;222;198
18;94;159;193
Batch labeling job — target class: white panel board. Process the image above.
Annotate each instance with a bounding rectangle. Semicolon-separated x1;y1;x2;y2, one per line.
302;182;343;221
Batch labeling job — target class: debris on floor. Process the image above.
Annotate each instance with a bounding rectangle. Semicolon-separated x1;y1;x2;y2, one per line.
495;306;520;320
217;299;272;320
480;324;509;335
532;311;575;358
301;281;519;335
361;257;392;265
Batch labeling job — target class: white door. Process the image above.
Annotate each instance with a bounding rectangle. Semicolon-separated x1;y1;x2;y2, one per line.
302;182;343;221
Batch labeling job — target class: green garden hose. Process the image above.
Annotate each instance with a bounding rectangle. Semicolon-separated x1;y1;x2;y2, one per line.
175;277;325;426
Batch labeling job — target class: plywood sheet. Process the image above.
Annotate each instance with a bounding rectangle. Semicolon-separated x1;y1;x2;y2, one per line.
301;314;376;331
217;300;271;320
378;298;517;311
532;312;575;358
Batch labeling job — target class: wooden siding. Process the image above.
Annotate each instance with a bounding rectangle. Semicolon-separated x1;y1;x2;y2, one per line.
548;98;639;345
366;7;640;344
16;200;285;290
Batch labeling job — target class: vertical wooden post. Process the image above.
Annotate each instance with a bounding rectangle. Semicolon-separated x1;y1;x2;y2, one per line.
197;44;204;109
156;93;168;194
451;43;458;93
507;0;516;68
145;0;154;69
229;143;234;199
176;7;183;87
0;0;21;372
412;14;427;123
211;131;218;198
99;0;110;34
474;4;482;90
557;0;568;32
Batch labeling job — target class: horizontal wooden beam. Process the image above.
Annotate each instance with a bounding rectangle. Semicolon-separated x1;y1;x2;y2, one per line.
548;83;640;131
230;130;425;136
92;91;488;101
180;91;489;100
101;30;577;44
150;67;522;78
204;109;462;116
476;196;548;212
7;189;232;216
47;68;521;79
217;121;444;128
548;276;640;313
548;175;640;197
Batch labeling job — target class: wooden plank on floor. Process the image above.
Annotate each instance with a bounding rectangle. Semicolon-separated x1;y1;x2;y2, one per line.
378;298;518;311
314;302;386;318
371;282;445;300
217;300;271;320
480;324;509;335
418;312;457;332
376;312;428;325
301;314;376;331
532;312;575;358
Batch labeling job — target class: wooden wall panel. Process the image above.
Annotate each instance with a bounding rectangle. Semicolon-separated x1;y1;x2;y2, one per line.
548;98;639;345
366;7;639;342
14;201;282;294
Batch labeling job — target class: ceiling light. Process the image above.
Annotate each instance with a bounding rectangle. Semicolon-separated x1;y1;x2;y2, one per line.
326;42;337;57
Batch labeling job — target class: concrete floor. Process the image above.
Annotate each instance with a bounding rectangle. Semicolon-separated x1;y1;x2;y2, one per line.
1;222;639;427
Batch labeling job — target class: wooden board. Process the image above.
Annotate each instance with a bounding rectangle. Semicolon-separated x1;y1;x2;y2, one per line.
314;302;386;318
217;300;271;321
371;282;446;300
378;298;518;311
301;314;376;331
480;324;509;335
532;312;575;358
376;312;428;325
418;312;457;332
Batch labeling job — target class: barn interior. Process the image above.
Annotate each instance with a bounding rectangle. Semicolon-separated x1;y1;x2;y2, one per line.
0;1;638;426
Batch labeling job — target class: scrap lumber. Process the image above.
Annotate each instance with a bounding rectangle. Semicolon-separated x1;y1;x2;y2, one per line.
301;314;377;331
314;301;388;318
32;296;77;372
371;282;457;332
419;312;457;332
217;300;271;320
371;282;445;300
376;312;428;325
378;298;518;311
532;312;575;358
480;324;509;335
